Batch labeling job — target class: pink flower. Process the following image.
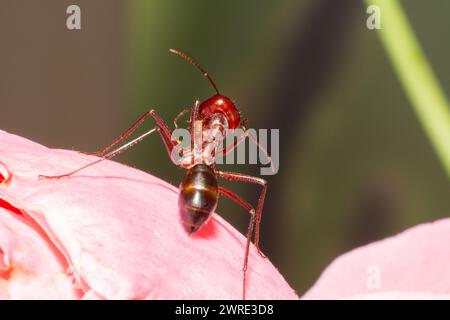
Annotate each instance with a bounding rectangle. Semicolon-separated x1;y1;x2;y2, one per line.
303;218;450;299
2;129;448;300
0;130;297;299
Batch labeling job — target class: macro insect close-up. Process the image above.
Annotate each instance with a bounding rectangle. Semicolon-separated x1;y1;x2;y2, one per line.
39;49;270;300
1;0;450;312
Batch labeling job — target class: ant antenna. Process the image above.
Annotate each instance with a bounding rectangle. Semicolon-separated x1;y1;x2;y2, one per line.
169;48;220;95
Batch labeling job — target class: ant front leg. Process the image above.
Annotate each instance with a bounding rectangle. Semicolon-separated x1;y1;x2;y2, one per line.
218;126;275;174
39;110;176;180
83;109;175;159
173;108;191;129
216;171;268;258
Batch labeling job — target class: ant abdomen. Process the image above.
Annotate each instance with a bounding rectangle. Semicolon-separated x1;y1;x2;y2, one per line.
178;164;219;233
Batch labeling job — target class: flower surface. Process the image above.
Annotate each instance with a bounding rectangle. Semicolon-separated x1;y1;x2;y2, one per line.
304;218;450;299
0;130;298;300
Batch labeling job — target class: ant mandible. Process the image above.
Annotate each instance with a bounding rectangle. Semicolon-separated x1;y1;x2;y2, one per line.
39;49;270;300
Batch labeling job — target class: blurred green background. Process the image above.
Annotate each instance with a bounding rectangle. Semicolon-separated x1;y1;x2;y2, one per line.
1;0;449;295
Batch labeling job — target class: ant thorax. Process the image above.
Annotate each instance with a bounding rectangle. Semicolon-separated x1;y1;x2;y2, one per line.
176;113;230;168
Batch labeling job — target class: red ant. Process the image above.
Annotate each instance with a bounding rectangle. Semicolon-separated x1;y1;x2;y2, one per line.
39;49;270;299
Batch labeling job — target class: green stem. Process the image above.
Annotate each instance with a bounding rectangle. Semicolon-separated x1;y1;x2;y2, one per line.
366;0;450;181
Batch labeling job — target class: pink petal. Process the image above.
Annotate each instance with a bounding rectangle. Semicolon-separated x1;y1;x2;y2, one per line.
0;130;297;299
344;292;450;300
0;208;80;299
303;218;450;299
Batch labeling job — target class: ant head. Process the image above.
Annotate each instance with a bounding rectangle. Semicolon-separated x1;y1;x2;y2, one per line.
169;49;241;129
198;94;240;129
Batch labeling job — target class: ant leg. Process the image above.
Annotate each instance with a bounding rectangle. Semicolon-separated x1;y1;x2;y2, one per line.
219;187;255;214
216;171;267;259
83;109;174;158
218;128;275;174
219;186;256;300
148;110;176;158
246;130;276;174
191;98;201;122
39;127;159;180
39;110;177;180
217;130;247;159
189;99;201;144
173;108;191;129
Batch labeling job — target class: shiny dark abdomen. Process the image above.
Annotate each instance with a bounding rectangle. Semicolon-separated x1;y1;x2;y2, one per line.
178;164;219;233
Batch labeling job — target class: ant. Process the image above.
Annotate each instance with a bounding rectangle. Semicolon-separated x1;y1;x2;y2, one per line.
39;49;271;299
